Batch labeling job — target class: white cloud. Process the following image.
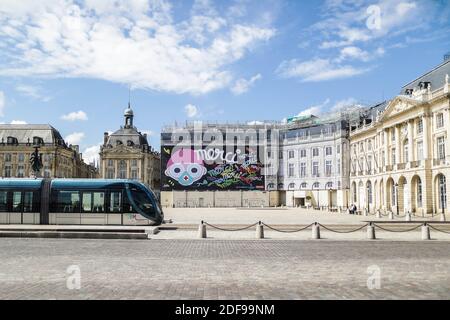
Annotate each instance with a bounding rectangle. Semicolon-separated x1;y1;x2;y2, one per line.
296;98;330;117
61;110;88;121
247;120;264;125
15;85;51;102
231;73;262;95
65;132;85;145
277;58;368;82
10;120;27;124
0;91;5;117
0;0;275;95
184;104;199;118
82;144;101;165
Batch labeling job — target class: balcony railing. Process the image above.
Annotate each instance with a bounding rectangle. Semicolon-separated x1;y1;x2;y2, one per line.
397;163;406;170
385;165;393;172
410;160;421;168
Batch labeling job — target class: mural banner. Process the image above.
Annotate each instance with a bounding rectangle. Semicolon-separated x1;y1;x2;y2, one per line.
161;146;265;191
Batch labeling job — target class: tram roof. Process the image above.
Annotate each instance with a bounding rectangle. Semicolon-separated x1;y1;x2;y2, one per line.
0;179;143;190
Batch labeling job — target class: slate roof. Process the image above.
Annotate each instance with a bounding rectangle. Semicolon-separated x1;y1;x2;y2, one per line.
0;124;67;146
401;59;450;94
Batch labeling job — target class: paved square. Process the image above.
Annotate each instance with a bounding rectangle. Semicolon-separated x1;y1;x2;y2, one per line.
1;238;450;299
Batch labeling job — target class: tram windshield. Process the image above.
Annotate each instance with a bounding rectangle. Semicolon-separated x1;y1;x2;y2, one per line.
128;186;155;216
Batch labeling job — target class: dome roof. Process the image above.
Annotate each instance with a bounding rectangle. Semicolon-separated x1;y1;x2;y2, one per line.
124;107;133;116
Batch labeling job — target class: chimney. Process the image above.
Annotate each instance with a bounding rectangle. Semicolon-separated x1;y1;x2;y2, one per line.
104;132;109;145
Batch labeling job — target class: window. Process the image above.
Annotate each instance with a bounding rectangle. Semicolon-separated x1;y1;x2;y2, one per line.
288;163;295;178
368;140;372;151
403;142;408;163
17;165;24;178
82;192;105;213
367;156;372;172
367;183;373;204
279;151;283;159
119;160;127;179
0;191;7;212
131;169;139;180
325;146;332;156
416;141;423;161
4;165;11;178
392;184;396;206
54;191;80;213
439;175;447;209
313;182;320;189
131;159;138;167
23;192;35;213
436;113;444;128
300;149;306;158
107;159;114;167
4;154;11;162
337;145;340;154
312;148;319;157
18;153;24;162
382;151;385;167
109;191;122;213
391;129;395;142
288;150;295;159
128;186;154;215
437;136;446;160
312;161;319;176
300;162;306;178
301;182;307;189
417;119;423;134
288;183;295;190
12;192;22;212
33;136;43;145
107;169;115;179
417;179;422;208
325;160;332;176
325;182;333;189
337;159;341;174
391;148;396;165
7;136;18;145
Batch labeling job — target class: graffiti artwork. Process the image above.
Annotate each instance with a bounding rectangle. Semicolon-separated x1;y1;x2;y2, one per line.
161;146;264;190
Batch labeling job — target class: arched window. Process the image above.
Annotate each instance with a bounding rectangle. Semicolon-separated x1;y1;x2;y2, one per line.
325;182;333;189
301;182;307;189
119;160;127;179
288;183;295;190
439;175;447;209
313;182;320;189
352;184;357;203
277;183;284;190
267;183;275;190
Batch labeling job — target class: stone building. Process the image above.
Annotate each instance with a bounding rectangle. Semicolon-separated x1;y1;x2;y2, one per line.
0;124;98;178
100;104;160;192
349;58;450;215
160;114;354;208
278;114;352;208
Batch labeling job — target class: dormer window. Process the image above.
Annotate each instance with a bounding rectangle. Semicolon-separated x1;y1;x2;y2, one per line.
7;136;18;145
33;136;44;146
127;140;134;146
116;140;123;146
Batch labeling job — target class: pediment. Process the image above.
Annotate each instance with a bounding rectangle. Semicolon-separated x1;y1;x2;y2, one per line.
102;145;141;154
378;96;420;121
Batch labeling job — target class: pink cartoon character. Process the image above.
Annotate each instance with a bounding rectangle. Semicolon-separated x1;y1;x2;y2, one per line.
165;148;207;186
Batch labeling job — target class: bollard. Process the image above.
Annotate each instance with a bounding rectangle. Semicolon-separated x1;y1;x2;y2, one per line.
405;211;411;222
367;223;376;240
198;221;207;239
376;210;381;219
312;222;320;239
440;213;446;222
256;222;264;239
389;211;394;220
421;224;430;240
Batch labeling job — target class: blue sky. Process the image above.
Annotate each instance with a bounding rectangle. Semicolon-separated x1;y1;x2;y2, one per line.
0;0;449;163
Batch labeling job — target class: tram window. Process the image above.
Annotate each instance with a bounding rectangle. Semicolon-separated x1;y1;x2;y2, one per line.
23;192;33;213
0;191;7;212
82;192;105;213
56;191;80;213
129;187;155;215
123;192;136;213
109;191;122;213
12;192;22;212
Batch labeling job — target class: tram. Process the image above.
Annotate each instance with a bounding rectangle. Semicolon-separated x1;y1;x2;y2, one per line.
0;179;163;226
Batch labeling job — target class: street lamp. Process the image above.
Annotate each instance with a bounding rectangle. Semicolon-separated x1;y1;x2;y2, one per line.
395;182;399;216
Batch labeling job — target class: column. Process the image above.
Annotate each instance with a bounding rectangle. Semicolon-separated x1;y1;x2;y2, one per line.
395;125;401;164
422;115;429;160
408;120;414;162
445;108;450;161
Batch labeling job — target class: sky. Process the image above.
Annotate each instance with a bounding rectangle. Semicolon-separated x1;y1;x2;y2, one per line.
0;0;449;164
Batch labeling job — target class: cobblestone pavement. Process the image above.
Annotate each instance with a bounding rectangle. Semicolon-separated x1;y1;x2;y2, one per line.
1;238;450;299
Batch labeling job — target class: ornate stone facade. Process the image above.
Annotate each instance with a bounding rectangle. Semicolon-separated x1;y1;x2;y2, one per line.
0;124;98;178
349;59;450;215
100;104;160;191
